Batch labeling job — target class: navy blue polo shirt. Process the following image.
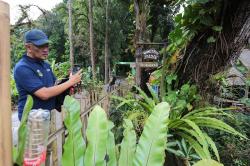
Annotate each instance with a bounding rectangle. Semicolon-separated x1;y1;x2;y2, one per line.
14;54;56;120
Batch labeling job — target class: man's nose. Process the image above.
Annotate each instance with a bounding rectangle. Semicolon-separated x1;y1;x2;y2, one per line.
42;47;49;52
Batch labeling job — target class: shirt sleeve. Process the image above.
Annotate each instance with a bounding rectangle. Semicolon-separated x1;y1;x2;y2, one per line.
14;65;44;93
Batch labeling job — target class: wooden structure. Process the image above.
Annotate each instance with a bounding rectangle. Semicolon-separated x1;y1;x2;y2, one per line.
0;1;12;166
135;42;164;87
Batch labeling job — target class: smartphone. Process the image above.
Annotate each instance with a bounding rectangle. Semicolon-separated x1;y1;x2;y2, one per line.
72;64;81;74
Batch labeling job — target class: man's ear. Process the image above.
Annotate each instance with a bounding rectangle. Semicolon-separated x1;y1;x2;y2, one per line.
25;43;32;52
25;43;29;48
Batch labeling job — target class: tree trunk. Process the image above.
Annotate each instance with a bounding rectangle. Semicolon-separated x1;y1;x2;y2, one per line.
104;0;109;84
134;0;149;87
68;0;74;71
134;0;142;86
88;0;96;80
177;0;250;95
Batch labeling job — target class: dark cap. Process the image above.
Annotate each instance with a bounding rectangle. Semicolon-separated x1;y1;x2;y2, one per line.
24;29;49;46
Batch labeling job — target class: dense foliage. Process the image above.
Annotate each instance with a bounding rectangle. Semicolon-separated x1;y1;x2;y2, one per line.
10;0;250;165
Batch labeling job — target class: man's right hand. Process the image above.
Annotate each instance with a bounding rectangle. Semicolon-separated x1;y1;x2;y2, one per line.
34;69;82;100
69;69;82;85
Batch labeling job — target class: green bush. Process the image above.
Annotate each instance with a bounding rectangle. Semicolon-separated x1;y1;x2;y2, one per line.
209;112;250;166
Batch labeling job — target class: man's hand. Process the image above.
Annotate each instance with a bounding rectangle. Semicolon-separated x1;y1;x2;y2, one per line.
69;69;82;85
34;69;82;100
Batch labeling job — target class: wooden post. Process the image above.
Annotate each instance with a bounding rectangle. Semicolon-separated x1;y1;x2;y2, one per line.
160;42;167;101
135;46;142;86
50;110;58;166
0;1;12;166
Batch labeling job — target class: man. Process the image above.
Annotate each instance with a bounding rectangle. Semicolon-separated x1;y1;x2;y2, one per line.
14;29;82;120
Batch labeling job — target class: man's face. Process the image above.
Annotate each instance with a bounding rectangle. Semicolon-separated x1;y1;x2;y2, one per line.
25;43;49;60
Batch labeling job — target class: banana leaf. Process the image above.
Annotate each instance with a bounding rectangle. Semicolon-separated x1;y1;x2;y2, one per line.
133;102;170;166
62;96;85;166
106;121;117;166
193;159;224;166
84;105;109;166
119;119;136;166
14;95;33;166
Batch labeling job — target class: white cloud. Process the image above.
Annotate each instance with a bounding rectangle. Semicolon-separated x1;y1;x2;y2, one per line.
2;0;63;24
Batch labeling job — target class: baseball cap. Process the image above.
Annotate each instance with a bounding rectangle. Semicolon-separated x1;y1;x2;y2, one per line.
24;29;49;46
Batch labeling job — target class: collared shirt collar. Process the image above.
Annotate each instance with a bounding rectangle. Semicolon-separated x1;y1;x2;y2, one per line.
23;53;44;64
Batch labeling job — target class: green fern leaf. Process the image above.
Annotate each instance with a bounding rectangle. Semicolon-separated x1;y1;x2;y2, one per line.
192;117;247;139
119;119;136;166
106;121;117;166
133;102;170;166
84;105;109;166
62;96;85;166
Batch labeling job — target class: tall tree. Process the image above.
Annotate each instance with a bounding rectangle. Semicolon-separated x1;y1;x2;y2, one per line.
68;0;74;70
104;0;109;84
134;0;149;86
88;0;96;80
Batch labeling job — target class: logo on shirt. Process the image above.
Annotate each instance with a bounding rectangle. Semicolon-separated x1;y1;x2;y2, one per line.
36;69;43;77
46;68;51;72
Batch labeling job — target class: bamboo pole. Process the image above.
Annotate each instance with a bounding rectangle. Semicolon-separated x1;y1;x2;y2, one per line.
0;1;12;166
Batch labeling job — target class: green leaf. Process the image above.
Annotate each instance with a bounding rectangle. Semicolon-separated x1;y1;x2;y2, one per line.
200;16;214;26
119;119;136;166
191;117;247;139
193;159;224;166
167;147;185;158
62;96;85;166
135;86;155;110
183;107;232;119
166;74;177;85
14;95;33;166
181;119;208;148
203;133;220;161
186;0;210;5
177;127;211;158
106;122;117;166
212;26;223;32
177;132;209;159
84;105;109;166
240;98;250;107
245;79;250;86
207;36;216;43
133;102;170;166
181;139;188;155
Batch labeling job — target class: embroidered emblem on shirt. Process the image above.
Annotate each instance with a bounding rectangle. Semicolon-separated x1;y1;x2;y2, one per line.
37;69;43;77
46;68;51;72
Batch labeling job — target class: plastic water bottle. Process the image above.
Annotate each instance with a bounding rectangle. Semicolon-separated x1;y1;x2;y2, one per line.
23;109;50;166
